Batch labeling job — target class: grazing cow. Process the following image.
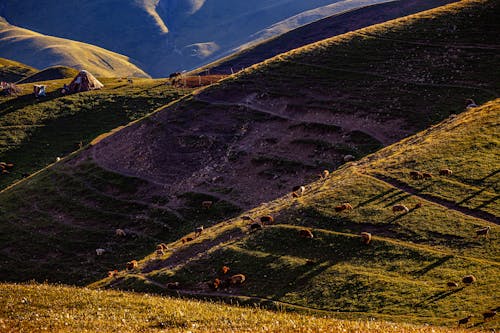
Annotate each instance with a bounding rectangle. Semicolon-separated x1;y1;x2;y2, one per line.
392;204;409;214
107;270;118;278
343;155;355;162
458;315;472;326
126;260;138;270
222;266;230;274
249;223;263;231
360;232;372;245
414;202;423;209
410;171;424;180
321;170;330;178
298;229;314;239
335;203;353;212
182;237;194;244
210;278;222;290
439;169;453;176
260;215;274;224
195;225;204;237
475;226;491;238
115;229;126;237
447;282;459;288
229;274;246;285
483;310;496;321
462;275;476;285
292;186;305;197
423;172;433;179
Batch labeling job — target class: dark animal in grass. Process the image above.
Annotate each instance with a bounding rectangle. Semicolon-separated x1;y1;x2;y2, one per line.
360;232;372;245
423;172;433;179
414;202;423;209
249;222;263;231
447;282;459;288
458;315;472;326
335;203;353;212
169;72;181;79
410;171;424;180
126;260;138;270
298;229;314;239
305;259;316;266
483;310;496;321
229;274;246;285
462;275;476;285
392;204;409;214
241;215;255;222
195;225;204;237
439;168;453;176
181;237;194;244
260;215;274;224
202;201;213;209
475;226;491;238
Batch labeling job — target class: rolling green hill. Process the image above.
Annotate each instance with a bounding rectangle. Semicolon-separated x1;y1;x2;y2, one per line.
0;78;192;189
197;0;457;75
0;283;483;332
0;18;150;78
17;66;79;84
0;57;37;82
0;0;498;328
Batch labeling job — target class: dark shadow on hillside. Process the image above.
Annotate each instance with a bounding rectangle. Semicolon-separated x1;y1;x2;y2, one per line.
411;255;454;277
0;89;62;117
357;188;398;207
416;287;464;306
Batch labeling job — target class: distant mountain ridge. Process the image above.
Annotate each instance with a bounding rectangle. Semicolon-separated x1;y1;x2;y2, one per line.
0;17;150;78
0;0;417;77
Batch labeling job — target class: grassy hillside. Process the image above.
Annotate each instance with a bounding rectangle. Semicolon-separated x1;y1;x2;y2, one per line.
198;0;457;75
0;0;498;327
93;100;499;327
0;18;150;78
0;283;483;333
17;66;79;84
0;57;37;82
0;78;191;189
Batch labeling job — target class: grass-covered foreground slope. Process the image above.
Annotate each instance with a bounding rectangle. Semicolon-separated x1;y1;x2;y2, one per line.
17;66;79;84
0;18;150;78
0;78;191;189
96;100;499;327
0;283;487;333
0;57;37;82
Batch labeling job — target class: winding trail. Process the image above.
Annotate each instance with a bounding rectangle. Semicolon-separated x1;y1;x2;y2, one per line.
368;173;500;225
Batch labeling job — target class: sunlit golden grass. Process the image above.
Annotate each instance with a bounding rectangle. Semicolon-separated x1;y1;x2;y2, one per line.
0;283;486;333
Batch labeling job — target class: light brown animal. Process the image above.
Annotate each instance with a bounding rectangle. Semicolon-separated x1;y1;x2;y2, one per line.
392;204;409;214
335;203;353;212
321;170;330;178
360;232;372;245
298;229;314;239
229;274;246;285
210;278;222;290
126;260;138;270
439;169;453;176
222;266;230;274
115;228;126;237
107;270;118;278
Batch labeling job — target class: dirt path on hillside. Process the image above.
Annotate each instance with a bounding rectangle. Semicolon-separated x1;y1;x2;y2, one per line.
194;94;401;145
369;173;499;225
